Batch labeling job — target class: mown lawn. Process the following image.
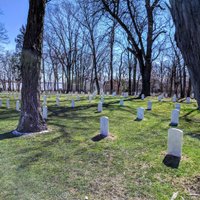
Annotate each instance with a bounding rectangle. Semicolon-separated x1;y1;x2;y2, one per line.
0;93;199;200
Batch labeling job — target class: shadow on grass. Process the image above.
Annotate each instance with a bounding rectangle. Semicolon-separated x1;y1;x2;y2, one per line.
163;154;181;169
91;134;106;142
0;131;19;141
134;118;143;121
185;132;200;140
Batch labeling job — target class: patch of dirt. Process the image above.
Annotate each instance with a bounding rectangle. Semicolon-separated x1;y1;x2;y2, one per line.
88;174;131;200
184;175;200;199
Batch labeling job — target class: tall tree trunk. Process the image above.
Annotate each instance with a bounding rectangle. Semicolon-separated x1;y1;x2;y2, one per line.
17;0;47;133
183;64;186;97
187;78;191;98
132;57;137;95
170;0;200;109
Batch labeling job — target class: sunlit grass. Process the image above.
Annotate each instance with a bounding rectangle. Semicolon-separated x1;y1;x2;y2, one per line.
0;93;199;200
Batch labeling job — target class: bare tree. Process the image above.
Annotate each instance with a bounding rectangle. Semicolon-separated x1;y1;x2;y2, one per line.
100;0;166;96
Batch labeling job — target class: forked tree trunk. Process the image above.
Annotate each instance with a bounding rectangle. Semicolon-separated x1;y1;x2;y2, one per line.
17;0;47;133
170;0;200;109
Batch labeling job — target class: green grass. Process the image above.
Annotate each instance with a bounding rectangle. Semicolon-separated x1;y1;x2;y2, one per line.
0;93;199;200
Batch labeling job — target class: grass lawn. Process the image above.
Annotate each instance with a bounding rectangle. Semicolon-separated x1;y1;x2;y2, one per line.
0;94;199;200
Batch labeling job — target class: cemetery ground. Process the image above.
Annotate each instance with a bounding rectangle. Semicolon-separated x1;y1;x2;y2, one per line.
0;94;200;200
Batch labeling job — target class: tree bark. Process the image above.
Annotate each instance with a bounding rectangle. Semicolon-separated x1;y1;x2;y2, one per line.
170;0;200;109
17;0;47;133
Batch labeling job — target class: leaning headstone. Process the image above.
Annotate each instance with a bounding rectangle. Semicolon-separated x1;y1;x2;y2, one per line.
163;128;183;168
175;103;181;111
100;116;109;137
98;102;103;112
137;107;144;120
147;101;152;110
120;99;124;106
6;99;10;109
43;105;48;119
186;97;190;104
16;100;20;111
71;99;75;108
170;109;180;126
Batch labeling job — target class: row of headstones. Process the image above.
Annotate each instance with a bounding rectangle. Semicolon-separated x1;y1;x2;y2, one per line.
97;99;181;126
0;96;182;126
0;99;20;111
99;116;183;167
141;94;192;103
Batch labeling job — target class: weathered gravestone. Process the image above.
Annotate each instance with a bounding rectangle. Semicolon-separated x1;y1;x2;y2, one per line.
120;99;124;106
71;99;75;108
98;102;103;112
163;128;183;168
43;105;48;119
6;99;10;109
137;107;144;120
170;109;180;126
16;100;20;111
100;116;109;137
175;103;181;111
147;101;152;110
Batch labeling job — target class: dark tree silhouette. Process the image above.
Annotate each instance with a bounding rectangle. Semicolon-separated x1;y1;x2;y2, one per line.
170;0;200;109
17;0;47;133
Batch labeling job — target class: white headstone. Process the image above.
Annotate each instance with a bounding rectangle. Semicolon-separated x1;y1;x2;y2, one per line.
76;96;80;101
0;98;2;107
191;93;194;99
43;95;47;105
137;107;144;120
170;109;180;126
124;92;128;98
100;116;109;137
6;99;10;109
16;100;20;111
71;99;75;108
89;95;92;101
172;95;177;102
141;94;145;100
56;97;60;106
186;97;190;104
158;95;162;102
43;105;48;119
167;128;183;157
120;99;124;106
175;103;181;111
147;101;152;110
98;102;103;112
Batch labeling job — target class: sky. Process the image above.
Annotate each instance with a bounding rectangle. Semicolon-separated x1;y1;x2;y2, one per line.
0;0;29;51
